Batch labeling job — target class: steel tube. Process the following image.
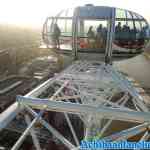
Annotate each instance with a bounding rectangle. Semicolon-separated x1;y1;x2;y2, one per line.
25;105;75;149
11;110;44;150
102;122;149;141
18;96;150;123
0;76;57;131
0;103;21;131
25;115;41;150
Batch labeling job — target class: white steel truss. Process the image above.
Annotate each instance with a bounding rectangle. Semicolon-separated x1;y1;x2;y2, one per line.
0;60;150;150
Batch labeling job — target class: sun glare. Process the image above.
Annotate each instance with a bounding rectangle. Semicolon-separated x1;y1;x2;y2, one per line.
0;0;149;27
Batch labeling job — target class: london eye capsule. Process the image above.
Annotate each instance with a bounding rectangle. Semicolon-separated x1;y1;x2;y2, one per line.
42;4;150;63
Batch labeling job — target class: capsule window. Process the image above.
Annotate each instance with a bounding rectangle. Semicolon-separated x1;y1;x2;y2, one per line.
116;9;126;18
113;10;146;56
77;19;108;53
126;11;132;19
132;13;138;19
47;18;53;33
42;17;54;46
51;19;72;50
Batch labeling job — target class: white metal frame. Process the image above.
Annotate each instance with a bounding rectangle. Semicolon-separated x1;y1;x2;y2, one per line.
0;60;149;150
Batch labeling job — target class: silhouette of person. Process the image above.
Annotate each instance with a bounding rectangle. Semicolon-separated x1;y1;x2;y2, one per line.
115;22;122;32
52;23;61;49
97;24;103;33
87;26;95;39
87;26;95;48
96;24;104;48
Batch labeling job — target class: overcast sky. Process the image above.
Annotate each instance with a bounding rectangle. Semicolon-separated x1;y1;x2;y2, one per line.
0;0;149;27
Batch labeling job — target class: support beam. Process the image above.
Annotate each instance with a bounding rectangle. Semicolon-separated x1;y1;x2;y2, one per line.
11;110;44;150
17;96;150;123
0;76;57;131
25;115;41;150
105;65;149;112
25;105;75;149
0;103;21;131
102;123;149;141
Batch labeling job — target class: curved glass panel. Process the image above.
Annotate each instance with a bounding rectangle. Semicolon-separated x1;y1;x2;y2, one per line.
135;21;141;41
77;6;112;19
47;18;53;33
58;10;67;17
42;16;73;51
67;8;74;17
57;19;67;35
135;13;143;19
132;13;138;19
42;17;54;46
114;21;128;46
135;21;141;31
77;19;108;54
113;9;149;58
126;11;132;19
116;9;126;18
50;18;72;50
138;14;144;20
127;21;134;29
141;21;146;28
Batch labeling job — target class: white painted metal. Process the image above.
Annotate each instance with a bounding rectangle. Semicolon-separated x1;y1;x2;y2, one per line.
11;110;45;150
0;60;150;150
25;115;42;150
18;96;150;123
25;105;75;149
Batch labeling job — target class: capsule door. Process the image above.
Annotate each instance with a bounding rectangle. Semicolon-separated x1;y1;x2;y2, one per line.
72;6;115;62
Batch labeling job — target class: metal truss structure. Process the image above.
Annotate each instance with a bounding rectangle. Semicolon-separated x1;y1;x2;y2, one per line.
0;60;150;149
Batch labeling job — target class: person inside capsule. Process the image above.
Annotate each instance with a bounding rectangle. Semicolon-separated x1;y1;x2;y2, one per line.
87;26;95;48
52;23;61;49
96;24;104;48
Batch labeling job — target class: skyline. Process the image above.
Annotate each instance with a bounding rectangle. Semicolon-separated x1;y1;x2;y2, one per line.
0;0;149;27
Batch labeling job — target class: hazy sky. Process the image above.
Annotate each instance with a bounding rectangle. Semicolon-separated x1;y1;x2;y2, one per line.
0;0;149;27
